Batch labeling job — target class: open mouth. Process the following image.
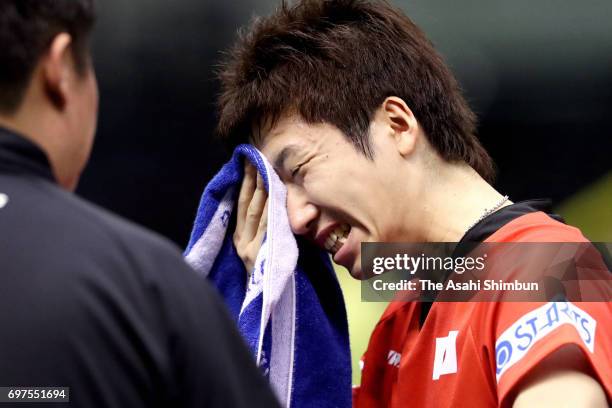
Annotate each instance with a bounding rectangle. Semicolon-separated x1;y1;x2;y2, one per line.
323;223;351;254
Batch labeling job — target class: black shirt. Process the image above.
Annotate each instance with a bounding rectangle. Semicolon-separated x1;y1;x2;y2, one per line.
0;128;279;407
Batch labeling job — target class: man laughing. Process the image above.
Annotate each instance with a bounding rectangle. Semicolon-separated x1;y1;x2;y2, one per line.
220;1;611;407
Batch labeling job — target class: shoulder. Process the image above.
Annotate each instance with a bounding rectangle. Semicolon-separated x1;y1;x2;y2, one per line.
0;175;199;306
3;176;183;262
490;301;612;407
486;211;588;243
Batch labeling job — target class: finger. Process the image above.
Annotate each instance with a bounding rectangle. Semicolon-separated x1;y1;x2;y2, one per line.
243;171;268;241
236;161;257;235
253;199;268;249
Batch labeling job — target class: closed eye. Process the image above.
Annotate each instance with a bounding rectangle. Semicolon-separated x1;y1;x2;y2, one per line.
290;157;312;179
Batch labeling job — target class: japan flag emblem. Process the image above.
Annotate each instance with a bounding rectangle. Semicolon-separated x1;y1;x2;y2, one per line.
432;330;459;380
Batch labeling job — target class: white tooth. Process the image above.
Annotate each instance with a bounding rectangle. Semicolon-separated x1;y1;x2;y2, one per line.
338;235;347;244
330;232;338;241
325;237;335;249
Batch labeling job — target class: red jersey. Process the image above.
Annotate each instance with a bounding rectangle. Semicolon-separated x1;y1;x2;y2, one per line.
353;211;612;407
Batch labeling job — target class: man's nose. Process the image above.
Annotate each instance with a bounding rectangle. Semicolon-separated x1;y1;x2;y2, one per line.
286;187;318;236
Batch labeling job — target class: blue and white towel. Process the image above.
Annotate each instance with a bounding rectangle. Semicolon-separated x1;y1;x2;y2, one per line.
184;144;352;408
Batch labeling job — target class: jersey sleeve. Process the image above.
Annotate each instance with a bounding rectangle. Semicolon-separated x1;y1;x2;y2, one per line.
492;301;612;406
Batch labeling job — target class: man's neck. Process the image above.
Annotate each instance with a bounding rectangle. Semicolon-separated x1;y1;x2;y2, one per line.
0;104;54;152
0;109;73;190
418;162;511;242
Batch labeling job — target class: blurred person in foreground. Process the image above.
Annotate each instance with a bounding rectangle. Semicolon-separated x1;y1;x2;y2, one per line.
0;1;279;407
220;0;611;407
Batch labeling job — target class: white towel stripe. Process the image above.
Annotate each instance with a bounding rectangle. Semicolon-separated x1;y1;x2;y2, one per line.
185;188;235;277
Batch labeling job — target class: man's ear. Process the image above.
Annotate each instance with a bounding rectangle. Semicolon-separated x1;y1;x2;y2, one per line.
381;96;419;157
42;33;73;110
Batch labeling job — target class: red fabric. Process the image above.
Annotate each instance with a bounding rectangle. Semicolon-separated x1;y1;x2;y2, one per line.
353;212;611;407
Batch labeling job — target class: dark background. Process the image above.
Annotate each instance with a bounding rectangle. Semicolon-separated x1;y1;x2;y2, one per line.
78;0;612;247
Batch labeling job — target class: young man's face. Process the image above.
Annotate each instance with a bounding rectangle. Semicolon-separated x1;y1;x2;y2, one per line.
258;113;412;279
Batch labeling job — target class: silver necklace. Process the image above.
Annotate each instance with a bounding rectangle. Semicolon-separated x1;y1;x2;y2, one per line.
466;195;509;232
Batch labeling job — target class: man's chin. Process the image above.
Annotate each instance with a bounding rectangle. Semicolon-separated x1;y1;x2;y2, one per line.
332;260;365;280
348;266;366;280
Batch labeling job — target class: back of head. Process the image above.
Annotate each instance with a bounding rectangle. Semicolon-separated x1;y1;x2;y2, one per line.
217;0;494;182
0;0;96;114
